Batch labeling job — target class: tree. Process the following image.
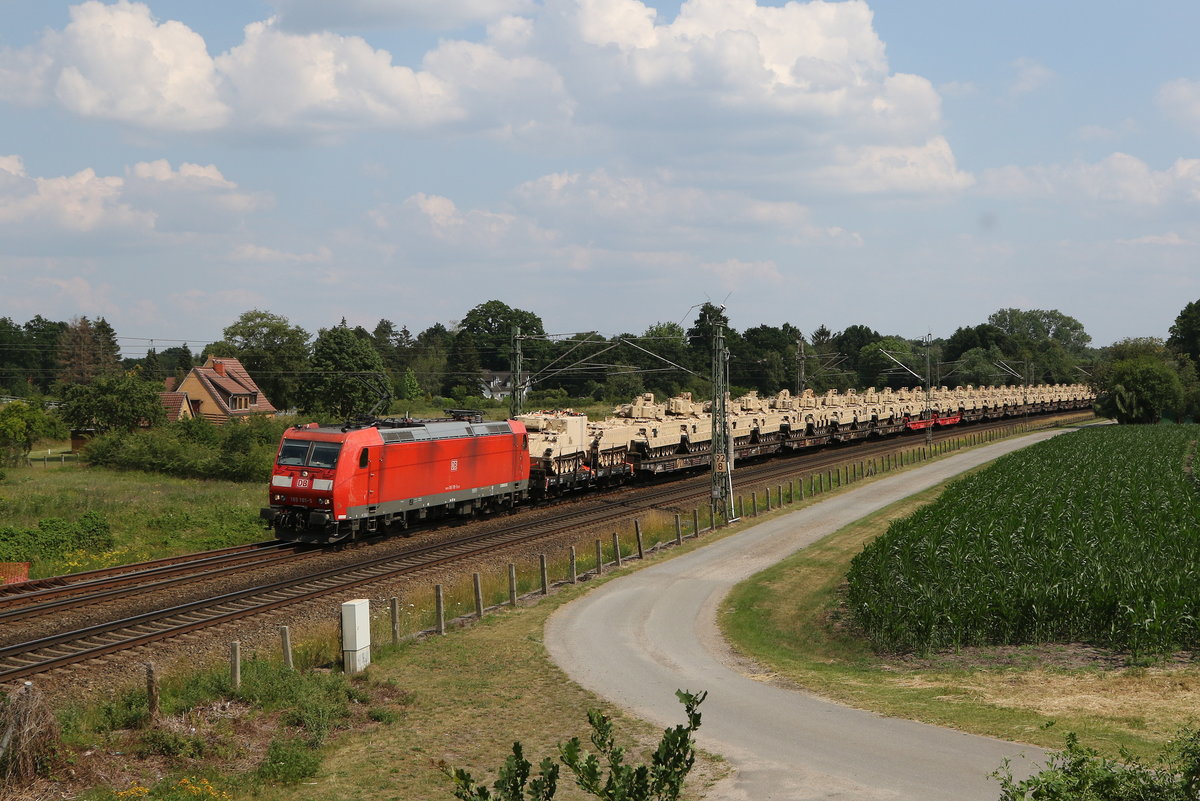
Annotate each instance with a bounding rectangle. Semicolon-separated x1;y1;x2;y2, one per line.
986;308;1092;383
55;317;120;385
1168;298;1200;368
943;324;1009;363
444;690;705;801
22;315;68;392
299;323;387;419
411;323;452;399
444;330;484;397
219;310;311;411
92;318;122;369
58;375;165;433
1091;339;1187;424
455;300;549;372
158;344;195;383
856;336;918;390
685;303;740;376
949;346;1006;387
833;324;881;376
0;400;67;466
736;324;799;393
397;368;422;401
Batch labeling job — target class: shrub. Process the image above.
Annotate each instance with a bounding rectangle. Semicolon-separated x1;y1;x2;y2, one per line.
83;418;292;482
0;512;115;562
994;728;1200;800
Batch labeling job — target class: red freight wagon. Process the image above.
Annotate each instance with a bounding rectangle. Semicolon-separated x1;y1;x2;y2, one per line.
262;416;530;543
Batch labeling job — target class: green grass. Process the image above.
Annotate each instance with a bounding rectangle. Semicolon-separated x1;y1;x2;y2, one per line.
0;463;265;576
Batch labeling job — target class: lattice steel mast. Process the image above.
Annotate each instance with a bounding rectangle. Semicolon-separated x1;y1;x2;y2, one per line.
711;321;735;522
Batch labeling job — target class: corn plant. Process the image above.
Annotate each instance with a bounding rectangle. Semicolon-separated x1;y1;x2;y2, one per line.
846;425;1200;656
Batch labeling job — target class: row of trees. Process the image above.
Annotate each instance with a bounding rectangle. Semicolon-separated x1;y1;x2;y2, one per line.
163;303;1109;416
2;300;1198;450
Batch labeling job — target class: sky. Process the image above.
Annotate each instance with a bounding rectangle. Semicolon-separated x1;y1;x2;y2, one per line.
1;0;1198;359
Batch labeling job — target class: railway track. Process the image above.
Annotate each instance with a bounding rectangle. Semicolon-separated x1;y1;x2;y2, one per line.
0;413;1090;686
0;540;314;625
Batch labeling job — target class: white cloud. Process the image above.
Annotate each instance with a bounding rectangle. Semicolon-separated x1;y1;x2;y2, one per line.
0;0;956;193
1158;78;1200;134
231;243;333;262
0;0;231;129
1117;232;1194;247
0;155;152;232
811;137;974;194
700;257;784;288
216;21;462;133
1009;57;1054;96
0;155;269;240
980;153;1200;206
1073;120;1139;142
33;275;118;315
510;168;846;241
270;0;537;32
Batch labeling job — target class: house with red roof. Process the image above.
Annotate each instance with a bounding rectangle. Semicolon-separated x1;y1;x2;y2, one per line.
175;356;276;424
159;390;195;423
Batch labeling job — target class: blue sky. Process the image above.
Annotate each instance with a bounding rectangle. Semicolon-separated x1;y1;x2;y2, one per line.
1;0;1197;358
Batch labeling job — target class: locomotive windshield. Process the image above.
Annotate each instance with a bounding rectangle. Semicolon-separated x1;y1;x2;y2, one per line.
277;439;342;468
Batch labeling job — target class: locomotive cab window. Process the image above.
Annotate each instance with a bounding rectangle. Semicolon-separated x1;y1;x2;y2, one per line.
309;442;341;469
277;439;310;466
359;448;370;469
277;439;342;468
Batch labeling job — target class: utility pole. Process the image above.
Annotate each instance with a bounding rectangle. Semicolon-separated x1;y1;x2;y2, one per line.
711;320;735;522
923;334;933;448
795;338;807;395
509;325;522;419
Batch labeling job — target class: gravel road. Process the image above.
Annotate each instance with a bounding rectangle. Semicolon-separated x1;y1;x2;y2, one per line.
544;431;1066;800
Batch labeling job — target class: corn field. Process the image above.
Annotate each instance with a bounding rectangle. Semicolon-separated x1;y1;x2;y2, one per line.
846;425;1200;656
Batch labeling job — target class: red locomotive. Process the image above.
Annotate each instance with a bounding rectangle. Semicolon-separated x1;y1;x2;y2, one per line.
262;412;530;543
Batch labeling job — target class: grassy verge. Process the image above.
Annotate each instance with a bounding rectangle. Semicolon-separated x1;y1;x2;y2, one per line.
719;474;1200;760
0;463;264;576
34;559;727;801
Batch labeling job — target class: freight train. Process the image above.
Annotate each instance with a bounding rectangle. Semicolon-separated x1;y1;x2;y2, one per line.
261;383;1094;543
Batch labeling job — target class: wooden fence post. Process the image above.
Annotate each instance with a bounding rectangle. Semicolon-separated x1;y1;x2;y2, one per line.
692;509;699;537
569;547;577;584
509;563;518;605
146;663;159;724
473;572;484;618
595;540;604;575
435;585;445;635
635;521;645;560
612;533;622;567
674;514;682;546
539;555;549;595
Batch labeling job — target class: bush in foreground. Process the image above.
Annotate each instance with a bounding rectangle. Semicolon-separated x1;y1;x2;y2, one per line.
994;727;1200;800
443;689;705;801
